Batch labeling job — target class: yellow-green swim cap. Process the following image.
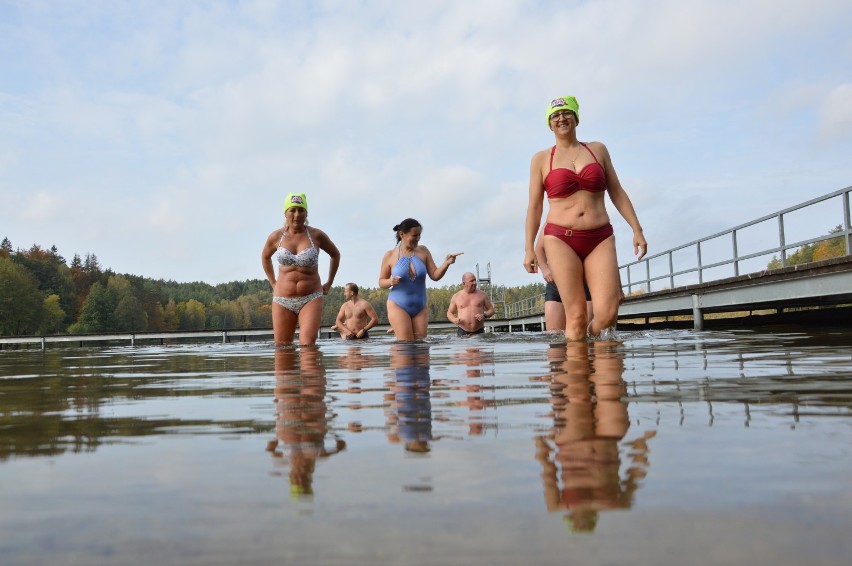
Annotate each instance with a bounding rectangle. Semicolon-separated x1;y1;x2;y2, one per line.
547;96;580;126
284;192;308;213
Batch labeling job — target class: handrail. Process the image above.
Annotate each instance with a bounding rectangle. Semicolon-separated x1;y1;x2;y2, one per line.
504;294;544;319
619;185;851;295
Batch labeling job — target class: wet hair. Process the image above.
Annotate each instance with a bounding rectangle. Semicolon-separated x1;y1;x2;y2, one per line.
346;282;358;294
393;218;422;243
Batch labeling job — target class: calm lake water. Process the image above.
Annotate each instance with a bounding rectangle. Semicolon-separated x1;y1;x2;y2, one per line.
1;328;851;566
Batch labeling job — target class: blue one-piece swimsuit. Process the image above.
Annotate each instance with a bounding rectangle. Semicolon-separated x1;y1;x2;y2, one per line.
389;254;428;317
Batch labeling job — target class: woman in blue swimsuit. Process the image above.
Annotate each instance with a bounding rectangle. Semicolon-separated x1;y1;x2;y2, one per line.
262;192;340;346
379;218;463;341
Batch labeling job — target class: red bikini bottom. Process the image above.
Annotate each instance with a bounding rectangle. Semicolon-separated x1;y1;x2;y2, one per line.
544;222;614;260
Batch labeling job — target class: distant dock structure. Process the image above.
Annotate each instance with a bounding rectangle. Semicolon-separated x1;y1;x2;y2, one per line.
476;262;505;318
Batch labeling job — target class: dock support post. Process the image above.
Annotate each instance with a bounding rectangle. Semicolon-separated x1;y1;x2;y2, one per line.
692;294;704;331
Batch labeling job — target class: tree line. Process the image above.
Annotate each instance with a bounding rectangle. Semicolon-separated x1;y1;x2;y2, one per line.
0;237;544;337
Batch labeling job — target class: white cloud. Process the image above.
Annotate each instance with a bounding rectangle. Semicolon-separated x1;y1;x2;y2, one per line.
20;191;65;222
817;84;852;143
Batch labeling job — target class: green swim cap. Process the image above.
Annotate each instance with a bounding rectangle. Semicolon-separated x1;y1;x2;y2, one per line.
284;192;308;213
547;96;580;126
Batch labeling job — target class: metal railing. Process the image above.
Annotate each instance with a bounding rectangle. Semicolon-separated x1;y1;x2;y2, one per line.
504;294;544;319
620;186;851;295
504;185;852;315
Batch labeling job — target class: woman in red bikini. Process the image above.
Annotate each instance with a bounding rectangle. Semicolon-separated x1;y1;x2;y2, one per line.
523;95;646;340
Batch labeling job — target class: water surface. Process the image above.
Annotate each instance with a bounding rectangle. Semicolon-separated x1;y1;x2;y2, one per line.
1;329;851;565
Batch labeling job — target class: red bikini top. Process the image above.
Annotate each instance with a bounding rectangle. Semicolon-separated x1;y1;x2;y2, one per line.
544;143;607;199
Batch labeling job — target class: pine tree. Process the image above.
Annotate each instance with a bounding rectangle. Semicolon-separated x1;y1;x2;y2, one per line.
83;253;102;274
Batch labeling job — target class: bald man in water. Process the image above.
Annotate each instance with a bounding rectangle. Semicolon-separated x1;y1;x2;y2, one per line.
447;272;495;336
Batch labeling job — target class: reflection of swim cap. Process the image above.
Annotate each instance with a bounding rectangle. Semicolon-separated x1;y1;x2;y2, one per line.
547;96;580;126
290;482;312;499
284;192;308;213
564;511;597;533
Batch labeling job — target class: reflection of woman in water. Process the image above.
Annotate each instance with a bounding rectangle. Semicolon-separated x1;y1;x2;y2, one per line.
535;340;654;532
385;342;433;453
266;347;345;497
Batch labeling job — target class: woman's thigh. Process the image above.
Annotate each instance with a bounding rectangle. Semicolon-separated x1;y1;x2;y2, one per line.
411;307;430;340
387;300;415;341
297;297;324;345
543;236;587;316
272;302;298;345
583;237;620;318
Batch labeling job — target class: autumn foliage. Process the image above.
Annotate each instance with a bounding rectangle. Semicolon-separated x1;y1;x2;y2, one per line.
767;225;847;269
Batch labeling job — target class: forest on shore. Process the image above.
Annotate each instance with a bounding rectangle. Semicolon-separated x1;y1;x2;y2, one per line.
0;237;542;337
1;226;844;337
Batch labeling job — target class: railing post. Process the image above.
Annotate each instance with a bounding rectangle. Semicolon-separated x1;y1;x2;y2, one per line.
844;190;851;255
732;229;739;276
645;259;651;293
697;242;703;284
779;214;787;267
668;251;674;290
692;295;704;331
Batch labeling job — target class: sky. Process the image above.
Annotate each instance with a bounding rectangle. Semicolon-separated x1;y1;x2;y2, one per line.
2;0;851;291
